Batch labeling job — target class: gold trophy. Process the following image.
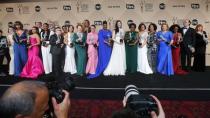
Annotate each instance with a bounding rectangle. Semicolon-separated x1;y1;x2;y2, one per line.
140;0;145;13
76;0;81;13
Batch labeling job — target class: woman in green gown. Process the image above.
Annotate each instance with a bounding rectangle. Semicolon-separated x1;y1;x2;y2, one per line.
73;24;87;76
124;23;138;73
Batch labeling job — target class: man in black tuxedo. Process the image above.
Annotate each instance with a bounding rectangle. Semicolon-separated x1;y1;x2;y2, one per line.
180;19;196;71
50;27;65;79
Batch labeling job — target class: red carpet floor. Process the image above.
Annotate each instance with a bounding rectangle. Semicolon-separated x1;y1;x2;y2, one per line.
70;99;210;118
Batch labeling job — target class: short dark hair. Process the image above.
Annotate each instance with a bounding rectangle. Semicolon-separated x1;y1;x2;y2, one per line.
91;24;96;28
103;21;107;25
55;27;61;30
148;23;157;32
14;21;23;30
43;23;49;27
29;26;39;36
129;23;136;29
0;81;46;118
169;24;181;33
138;23;146;31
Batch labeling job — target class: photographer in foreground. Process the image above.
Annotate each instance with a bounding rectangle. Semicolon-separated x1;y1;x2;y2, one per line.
0;81;70;118
112;85;165;118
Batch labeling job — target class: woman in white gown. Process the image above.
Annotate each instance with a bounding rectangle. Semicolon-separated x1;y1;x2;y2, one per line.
7;27;14;75
41;23;54;74
137;23;153;74
63;25;77;74
104;20;126;76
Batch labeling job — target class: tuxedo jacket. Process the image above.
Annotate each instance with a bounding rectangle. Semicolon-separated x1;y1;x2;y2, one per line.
50;34;65;55
180;27;196;48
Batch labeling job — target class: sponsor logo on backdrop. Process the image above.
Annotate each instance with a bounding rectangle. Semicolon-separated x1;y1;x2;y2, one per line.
127;20;133;26
158;20;167;25
172;4;185;8
64;21;70;26
80;4;89;12
191;3;200;9
6;7;14;12
108;5;120;9
18;4;30;14
159;3;166;10
126;4;135;9
192;19;198;26
145;3;154;12
8;22;13;27
94;21;102;25
35;6;41;12
63;5;71;11
95;4;101;10
47;7;58;10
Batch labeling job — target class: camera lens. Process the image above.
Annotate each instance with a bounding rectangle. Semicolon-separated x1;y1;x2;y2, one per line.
125;85;140;101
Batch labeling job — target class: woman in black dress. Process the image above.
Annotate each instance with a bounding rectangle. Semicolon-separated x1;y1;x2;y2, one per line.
193;24;208;72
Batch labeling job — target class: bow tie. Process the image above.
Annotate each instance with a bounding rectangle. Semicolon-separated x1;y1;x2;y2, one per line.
183;27;188;29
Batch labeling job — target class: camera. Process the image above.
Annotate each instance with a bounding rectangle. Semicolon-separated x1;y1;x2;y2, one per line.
124;85;158;118
45;75;75;103
43;75;75;118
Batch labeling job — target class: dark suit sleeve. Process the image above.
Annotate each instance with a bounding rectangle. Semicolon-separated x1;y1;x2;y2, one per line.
50;35;56;46
191;28;196;47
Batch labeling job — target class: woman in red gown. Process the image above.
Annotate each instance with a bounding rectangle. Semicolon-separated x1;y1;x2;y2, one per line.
170;24;187;75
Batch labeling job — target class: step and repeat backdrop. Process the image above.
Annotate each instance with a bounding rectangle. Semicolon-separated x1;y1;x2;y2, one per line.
0;0;210;65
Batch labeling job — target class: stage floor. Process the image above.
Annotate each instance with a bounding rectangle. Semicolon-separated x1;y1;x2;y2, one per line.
0;67;210;101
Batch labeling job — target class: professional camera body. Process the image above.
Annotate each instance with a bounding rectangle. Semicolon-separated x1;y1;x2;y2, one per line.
43;75;75;118
46;75;75;103
124;85;158;118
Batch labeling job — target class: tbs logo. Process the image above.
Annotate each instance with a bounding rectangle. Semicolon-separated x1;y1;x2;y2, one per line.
94;21;102;25
6;8;14;12
63;5;71;11
191;4;200;9
126;4;135;9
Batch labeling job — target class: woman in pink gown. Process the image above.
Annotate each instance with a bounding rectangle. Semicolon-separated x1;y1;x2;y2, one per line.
20;26;44;79
86;25;98;74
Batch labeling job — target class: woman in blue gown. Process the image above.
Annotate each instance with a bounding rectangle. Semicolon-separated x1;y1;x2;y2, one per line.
156;23;174;76
87;21;112;79
13;21;28;76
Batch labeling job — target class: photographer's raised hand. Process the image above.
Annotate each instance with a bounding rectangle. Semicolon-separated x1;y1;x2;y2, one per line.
150;95;165;118
52;90;70;118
